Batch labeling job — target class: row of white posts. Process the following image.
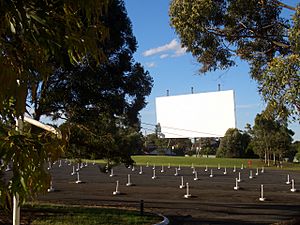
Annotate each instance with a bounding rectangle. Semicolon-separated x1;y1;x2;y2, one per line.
112;164;297;200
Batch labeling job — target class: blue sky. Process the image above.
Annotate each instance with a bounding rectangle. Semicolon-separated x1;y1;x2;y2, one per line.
123;0;300;140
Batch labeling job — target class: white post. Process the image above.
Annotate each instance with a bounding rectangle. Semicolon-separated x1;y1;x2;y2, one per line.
249;170;253;179
47;179;55;192
209;169;214;177
139;166;143;175
71;166;75;176
259;184;266;201
13;194;20;225
237;172;241;182
192;167;196;174
113;180;120;195
218;164;220;170
194;171;198;180
126;174;132;186
191;163;194;169
205;165;208;172
179;176;185;189
286;174;290;184
261;166;265;173
291;179;297;192
255;168;259;176
160;165;164;173
152;169;156;179
184;182;191;198
76;172;82;184
47;161;52;170
13;118;22;225
223;167;227;175
234;178;239;190
168;163;171;169
233;165;236;172
178;165;181;171
109;169;114;177
241;164;244;169
174;168;178;176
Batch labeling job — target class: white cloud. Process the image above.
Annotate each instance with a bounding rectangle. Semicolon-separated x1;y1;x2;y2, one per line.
145;62;156;68
160;54;169;59
142;39;187;58
172;46;187;57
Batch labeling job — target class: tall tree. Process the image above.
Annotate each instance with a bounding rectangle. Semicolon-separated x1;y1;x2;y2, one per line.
35;0;153;165
216;128;250;158
0;0;110;210
248;113;294;165
169;0;300;121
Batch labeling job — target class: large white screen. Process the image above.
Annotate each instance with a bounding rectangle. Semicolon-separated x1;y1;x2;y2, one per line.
155;90;236;138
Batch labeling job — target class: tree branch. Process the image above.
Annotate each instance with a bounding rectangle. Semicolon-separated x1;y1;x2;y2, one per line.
273;0;296;11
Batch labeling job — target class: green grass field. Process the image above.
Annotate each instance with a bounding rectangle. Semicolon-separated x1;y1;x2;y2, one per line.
130;155;300;170
25;204;161;225
88;155;299;170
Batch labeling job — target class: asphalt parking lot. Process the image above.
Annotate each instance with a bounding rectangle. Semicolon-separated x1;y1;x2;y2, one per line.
37;161;300;224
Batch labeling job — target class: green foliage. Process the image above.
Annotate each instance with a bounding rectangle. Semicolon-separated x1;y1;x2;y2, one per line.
0;120;64;208
60;116;141;166
294;141;300;161
170;0;300;121
143;133;191;155
196;138;219;156
248;112;294;164
0;0;109;117
38;0;153;166
216;128;251;158
260;54;300;121
0;0;151;212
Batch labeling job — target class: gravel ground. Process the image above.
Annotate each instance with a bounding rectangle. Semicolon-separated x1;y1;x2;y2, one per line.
33;161;300;224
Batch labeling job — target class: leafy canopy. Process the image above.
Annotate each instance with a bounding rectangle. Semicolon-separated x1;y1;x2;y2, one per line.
0;0;109;116
170;0;300;121
35;0;153;165
247;112;294;163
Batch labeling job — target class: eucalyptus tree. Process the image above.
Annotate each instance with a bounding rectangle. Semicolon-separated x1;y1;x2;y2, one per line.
0;0;110;117
248;113;294;165
0;0;109;209
170;0;300;121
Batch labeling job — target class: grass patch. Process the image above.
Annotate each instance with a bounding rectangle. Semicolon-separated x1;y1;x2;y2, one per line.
87;155;299;171
131;155;300;170
24;204;161;225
